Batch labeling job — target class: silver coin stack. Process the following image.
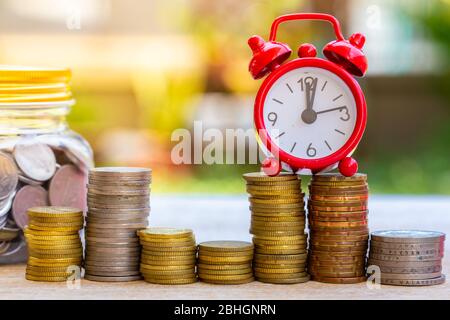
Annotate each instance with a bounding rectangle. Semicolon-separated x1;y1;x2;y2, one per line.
0;136;92;263
84;167;152;282
368;230;446;286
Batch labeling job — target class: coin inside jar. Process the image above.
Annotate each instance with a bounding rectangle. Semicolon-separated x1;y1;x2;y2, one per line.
13;140;56;182
0;152;19;200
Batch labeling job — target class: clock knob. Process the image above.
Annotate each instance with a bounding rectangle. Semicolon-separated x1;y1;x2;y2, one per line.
298;43;317;58
338;157;358;177
261;157;281;176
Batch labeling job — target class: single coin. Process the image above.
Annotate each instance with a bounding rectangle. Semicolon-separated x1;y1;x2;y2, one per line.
138;227;193;239
254;253;307;262
87;187;150;196
12;185;49;229
198;272;253;281
310;229;369;236
369;247;443;256
86;222;147;229
27;206;83;217
84;274;142;282
311;275;367;284
85;270;140;277
25;274;69;282
243;172;298;182
371;230;445;243
256;275;310;284
375;265;442;274
89;166;151;176
253;266;306;274
140;259;196;267
84;265;140;272
14;141;56;181
254;271;308;279
251;211;305;217
49;164;87;211
369;253;442;262
380;275;445;286
198;256;252;264
143;278;197;285
369;240;443;250
0;227;20;241
309;270;365;278
87;212;149;220
86;260;139;268
367;259;441;268
254;248;306;255
140;264;195;271
312;173;367;181
0;152;18;200
379;271;442;281
197;250;252;257
250;204;305;211
310;214;368;222
308;205;368;212
198;268;252;276
310;194;369;202
198;240;253;252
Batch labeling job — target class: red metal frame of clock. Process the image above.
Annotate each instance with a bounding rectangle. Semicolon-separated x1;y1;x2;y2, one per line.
254;57;367;172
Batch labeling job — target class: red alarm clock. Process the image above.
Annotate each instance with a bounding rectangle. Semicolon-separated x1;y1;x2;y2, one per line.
248;13;367;177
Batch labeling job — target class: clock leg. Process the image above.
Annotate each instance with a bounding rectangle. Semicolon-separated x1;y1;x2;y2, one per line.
261;157;281;176
338;157;358;177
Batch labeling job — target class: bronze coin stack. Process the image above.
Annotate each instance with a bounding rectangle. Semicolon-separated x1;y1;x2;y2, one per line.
138;227;197;285
24;206;84;282
244;172;309;284
84;167;151;282
307;173;369;284
368;230;446;286
197;241;254;284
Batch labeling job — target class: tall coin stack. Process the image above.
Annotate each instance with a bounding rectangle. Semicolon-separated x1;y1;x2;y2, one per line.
24;206;83;282
368;230;446;286
244;172;309;284
84;167;151;282
307;173;369;284
138;227;197;285
197;241;254;284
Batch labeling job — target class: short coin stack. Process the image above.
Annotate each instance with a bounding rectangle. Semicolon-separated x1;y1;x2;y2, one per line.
244;172;309;284
307;173;369;284
138;227;197;285
197;241;254;284
24;206;83;282
368;230;446;286
84;167;151;282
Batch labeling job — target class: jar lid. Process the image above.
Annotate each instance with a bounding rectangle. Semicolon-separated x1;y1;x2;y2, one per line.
0;66;72;103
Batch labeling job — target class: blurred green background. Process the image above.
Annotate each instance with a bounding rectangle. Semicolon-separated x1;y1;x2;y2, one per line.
0;0;448;194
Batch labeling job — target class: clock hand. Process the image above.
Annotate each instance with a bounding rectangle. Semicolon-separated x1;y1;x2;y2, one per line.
301;77;318;124
316;106;351;121
316;106;347;115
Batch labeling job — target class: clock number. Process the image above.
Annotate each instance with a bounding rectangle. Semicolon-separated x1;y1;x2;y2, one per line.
306;143;317;157
339;106;350;121
267;112;278;126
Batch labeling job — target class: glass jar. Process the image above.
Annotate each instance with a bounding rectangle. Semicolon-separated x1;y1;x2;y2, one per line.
0;66;94;264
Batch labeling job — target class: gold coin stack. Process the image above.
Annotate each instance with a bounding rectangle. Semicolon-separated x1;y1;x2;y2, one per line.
138;227;197;285
24;206;83;282
84;167;151;282
368;230;446;286
244;172;309;284
197;241;254;284
307;173;369;284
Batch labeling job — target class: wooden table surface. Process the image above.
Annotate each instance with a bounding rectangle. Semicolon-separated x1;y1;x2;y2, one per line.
1;195;449;300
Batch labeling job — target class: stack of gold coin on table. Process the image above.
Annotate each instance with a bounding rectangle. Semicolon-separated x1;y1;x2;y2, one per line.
307;173;369;284
243;172;309;284
197;241;254;284
368;230;446;286
84;167;151;282
138;227;197;285
24;206;84;282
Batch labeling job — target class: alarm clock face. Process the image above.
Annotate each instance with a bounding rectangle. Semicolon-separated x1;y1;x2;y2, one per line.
263;66;357;160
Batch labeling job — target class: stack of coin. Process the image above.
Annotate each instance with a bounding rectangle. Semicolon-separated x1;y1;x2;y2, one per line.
138;227;197;285
307;173;369;284
0;135;91;263
368;230;446;286
197;241;254;284
244;172;309;284
24;206;83;282
84;167;151;282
